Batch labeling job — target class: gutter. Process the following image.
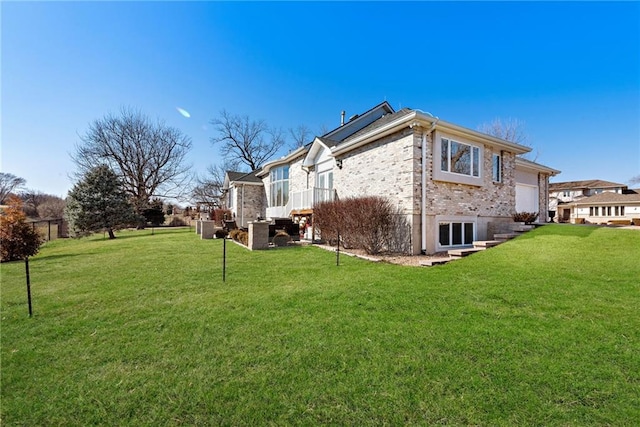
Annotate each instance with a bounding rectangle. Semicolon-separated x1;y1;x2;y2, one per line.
331;111;532;158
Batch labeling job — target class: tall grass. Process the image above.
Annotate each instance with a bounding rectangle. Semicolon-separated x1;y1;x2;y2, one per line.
1;225;638;425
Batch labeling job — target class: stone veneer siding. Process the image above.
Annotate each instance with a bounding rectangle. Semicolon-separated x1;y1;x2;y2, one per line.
538;172;551;222
232;183;266;228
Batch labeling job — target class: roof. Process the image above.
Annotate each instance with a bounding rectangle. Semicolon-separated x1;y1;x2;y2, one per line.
341;108;413;143
549;179;626;192
515;157;561;176
572;189;640;205
315;136;341;148
225;170;262;184
321;101;395;139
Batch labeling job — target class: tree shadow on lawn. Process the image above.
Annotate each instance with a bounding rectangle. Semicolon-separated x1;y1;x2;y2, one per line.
90;227;190;241
30;253;88;263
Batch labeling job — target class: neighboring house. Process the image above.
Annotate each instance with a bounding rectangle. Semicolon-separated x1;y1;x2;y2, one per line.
222;170;266;227
549;180;640;224
222;101;559;254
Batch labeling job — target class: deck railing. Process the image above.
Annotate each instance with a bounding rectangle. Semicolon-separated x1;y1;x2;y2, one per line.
266;187;335;218
290;187;334;211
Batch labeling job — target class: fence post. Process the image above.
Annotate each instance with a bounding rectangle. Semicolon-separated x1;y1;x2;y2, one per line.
25;257;33;317
336;230;340;266
222;236;227;282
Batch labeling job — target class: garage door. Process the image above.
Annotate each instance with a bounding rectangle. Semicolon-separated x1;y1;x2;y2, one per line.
516;184;539;213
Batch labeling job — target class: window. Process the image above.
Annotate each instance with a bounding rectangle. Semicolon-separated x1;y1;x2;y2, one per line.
269;165;289;207
228;187;234;208
317;170;333;189
563;191;571;197
492;153;502;182
606;206;612;216
589;206;594;216
441;138;480;177
621;206;625;216
615;206;619;216
439;221;475;247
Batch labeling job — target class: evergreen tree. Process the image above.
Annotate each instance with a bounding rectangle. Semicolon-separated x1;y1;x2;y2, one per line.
142;197;165;227
65;166;136;239
0;195;43;262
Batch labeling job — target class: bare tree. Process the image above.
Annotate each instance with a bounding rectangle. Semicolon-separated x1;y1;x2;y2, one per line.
629;175;640;186
37;197;67;219
72;107;192;216
191;160;242;208
20;191;58;218
0;173;26;204
288;124;311;151
478;118;529;145
478;118;538;160
210;110;285;171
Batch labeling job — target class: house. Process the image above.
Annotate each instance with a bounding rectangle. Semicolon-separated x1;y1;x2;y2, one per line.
223;101;559;254
549;180;640;224
222;170;266;227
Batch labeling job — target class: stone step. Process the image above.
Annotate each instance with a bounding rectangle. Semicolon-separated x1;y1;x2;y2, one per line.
448;247;485;258
419;258;452;267
473;240;502;249
493;232;521;241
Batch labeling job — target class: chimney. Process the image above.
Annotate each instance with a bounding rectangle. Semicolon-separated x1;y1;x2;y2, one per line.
341;110;345;126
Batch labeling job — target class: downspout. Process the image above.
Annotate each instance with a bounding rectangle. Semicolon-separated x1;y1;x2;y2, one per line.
241;184;245;228
421;119;438;254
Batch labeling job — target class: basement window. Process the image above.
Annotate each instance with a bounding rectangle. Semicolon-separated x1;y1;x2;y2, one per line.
439;221;475;247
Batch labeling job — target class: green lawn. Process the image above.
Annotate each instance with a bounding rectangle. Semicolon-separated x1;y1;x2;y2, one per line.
1;225;639;426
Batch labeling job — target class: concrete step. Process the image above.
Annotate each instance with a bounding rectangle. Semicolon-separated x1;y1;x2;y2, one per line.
419;258;452;267
493;232;520;241
511;224;535;232
473;240;502;249
448;247;485;259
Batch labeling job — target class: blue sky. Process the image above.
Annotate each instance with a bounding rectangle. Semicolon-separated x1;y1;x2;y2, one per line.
2;1;639;198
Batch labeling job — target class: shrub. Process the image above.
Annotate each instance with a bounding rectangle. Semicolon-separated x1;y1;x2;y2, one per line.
385;211;412;254
237;231;248;246
215;229;228;239
314;196;404;255
272;230;291;247
229;229;242;241
513;212;539;224
1;195;43;262
168;216;186;227
313;200;341;244
212;209;232;225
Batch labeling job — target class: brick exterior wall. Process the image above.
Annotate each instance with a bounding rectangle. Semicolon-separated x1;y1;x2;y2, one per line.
231;184;266;228
331;127;517;254
250;122;552;255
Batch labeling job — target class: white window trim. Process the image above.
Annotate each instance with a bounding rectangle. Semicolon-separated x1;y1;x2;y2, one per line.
433;132;483;187
435;215;477;251
269;165;290;207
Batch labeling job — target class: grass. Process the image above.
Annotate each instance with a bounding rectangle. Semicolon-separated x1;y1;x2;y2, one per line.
1;225;639;425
